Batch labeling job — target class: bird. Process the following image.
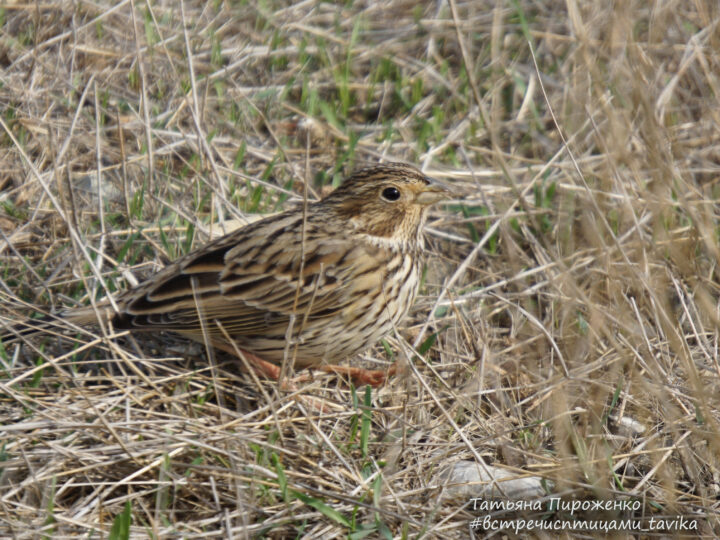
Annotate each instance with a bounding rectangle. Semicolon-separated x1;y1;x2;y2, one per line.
3;163;449;386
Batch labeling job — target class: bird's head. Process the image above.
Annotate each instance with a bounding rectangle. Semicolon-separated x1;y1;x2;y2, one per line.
323;163;450;246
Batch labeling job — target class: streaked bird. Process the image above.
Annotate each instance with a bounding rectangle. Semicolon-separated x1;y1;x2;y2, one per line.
3;163;449;386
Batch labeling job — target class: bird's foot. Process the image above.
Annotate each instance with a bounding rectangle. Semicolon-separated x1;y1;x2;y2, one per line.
221;342;397;389
231;349;346;411
316;363;397;387
232;349;312;388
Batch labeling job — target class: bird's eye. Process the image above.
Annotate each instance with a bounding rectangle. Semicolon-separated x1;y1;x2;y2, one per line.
381;186;401;202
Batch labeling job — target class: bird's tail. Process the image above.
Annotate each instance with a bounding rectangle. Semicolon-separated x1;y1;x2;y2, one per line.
0;306;111;348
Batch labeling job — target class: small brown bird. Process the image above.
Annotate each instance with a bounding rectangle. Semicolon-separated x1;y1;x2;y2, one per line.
6;163;449;386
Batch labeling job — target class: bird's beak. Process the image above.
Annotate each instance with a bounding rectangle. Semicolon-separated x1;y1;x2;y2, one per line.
415;180;452;205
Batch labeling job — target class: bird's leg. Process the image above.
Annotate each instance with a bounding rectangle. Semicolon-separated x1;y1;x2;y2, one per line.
239;349;284;379
230;348;349;412
315;363;397;387
248;352;397;388
208;339;309;386
211;338;395;387
237;349;316;385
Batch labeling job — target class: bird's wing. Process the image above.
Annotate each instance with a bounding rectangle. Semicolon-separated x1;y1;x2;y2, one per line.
108;212;385;336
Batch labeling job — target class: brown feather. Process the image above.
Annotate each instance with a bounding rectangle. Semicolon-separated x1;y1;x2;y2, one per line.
11;163;449;370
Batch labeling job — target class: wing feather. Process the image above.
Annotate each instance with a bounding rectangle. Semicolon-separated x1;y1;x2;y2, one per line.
111;211;388;338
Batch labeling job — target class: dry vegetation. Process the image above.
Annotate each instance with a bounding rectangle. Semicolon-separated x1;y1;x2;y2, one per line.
1;1;720;538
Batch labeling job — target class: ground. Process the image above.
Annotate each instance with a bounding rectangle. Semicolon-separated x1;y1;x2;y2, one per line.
1;1;719;538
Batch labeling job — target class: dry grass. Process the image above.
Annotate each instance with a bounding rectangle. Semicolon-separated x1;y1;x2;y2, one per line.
1;1;720;538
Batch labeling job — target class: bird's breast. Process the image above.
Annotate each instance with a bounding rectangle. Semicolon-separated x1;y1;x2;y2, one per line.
340;247;420;335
